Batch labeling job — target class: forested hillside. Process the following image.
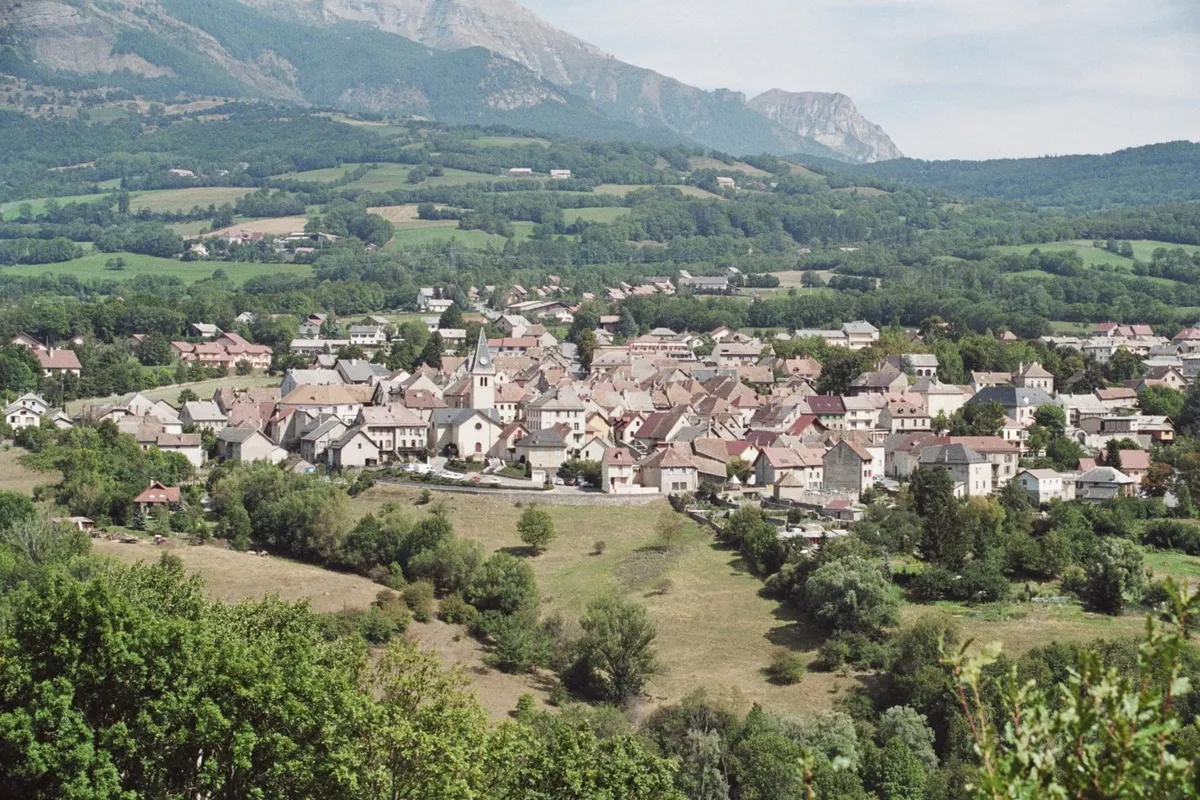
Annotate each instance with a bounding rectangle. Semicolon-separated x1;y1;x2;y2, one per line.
813;141;1200;209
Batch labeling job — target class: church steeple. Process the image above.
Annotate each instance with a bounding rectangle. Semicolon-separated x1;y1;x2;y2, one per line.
469;327;495;410
470;327;494;376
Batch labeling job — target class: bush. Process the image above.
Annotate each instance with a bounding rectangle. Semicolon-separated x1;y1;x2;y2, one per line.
766;650;806;685
416;488;432;505
810;631;893;672
403;580;435;622
1061;565;1087;597
1142;520;1200;555
481;610;552;674
805;556;900;635
438;594;478;625
1082;538;1148;614
373;590;411;634
358;608;397;644
593;540;606;556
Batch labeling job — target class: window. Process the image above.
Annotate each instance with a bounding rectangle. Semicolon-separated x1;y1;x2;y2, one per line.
475;422;483;431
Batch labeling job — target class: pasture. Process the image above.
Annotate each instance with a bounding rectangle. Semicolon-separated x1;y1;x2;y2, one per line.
3;252;312;286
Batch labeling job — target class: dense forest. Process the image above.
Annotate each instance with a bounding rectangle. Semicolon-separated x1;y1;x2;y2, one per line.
814;141;1200;209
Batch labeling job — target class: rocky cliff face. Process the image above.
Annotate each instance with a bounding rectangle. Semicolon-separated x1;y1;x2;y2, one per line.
240;0;903;161
1;0;902;161
748;90;903;163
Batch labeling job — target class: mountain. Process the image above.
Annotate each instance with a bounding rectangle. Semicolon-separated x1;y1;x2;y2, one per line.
814;141;1200;209
747;90;903;163
0;0;902;162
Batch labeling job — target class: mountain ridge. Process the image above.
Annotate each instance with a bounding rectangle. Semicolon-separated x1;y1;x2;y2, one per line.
0;0;902;162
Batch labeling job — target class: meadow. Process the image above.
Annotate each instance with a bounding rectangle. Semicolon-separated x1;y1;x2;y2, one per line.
1;187;253;219
2;252;312;285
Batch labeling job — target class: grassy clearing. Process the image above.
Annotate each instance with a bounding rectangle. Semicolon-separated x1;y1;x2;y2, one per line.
352;485;860;715
204;216;309;238
2;252;312;286
277;164;366;182
0;446;57;495
344;164;498;192
66;374;279;413
783;162;823;179
1047;320;1093;334
995;240;1199;271
689;156;771;176
769;270;832;288
367;204;423;224
594;184;725;200
832;186;890;197
1;188;253;219
1145;549;1200;581
471;136;550;147
384;223;505;250
563;207;628;224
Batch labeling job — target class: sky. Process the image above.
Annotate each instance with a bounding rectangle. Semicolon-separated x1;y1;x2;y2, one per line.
520;0;1200;160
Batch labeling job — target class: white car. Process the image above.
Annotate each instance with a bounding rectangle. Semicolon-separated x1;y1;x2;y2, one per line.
440;471;468;481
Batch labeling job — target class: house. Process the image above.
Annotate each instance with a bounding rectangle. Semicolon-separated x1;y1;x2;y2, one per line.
1075;466;1137;503
601;447;639;494
526;387;586;447
281;368;343;396
578;435;613;464
4;393;51;430
823;440;874;496
508;167;535;178
348;325;386;346
35;348;82;378
633;406;692;450
639;447;699;494
10;332;46;350
133;481;181;515
180;401;228;432
843;321;880;350
299;418;348;464
919;443;992;497
883;354;939;378
754;447;823;489
843;395;882;430
278;384;374;425
849;367;908;395
191;323;221;339
549;169;572;180
515;428;569;471
336;360;389;386
681;274;731;294
716;176;737;189
329;427;381;469
1013;362;1055;392
880;401;931;433
216;427;286;464
967;386;1056;426
52;516;96;533
946;435;1020;485
356;406;427;458
428;408;502;459
1016;469;1074;505
807;396;847;430
1099;448;1151;485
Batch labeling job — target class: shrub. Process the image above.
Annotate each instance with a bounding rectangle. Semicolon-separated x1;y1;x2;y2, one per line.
1082;538;1147;614
358;608;397;645
403;580;435;622
1061;564;1087;597
805;556;900;635
592;540;606;556
438;594;478;625
415;488;432;505
373;590;411;633
766;650;806;685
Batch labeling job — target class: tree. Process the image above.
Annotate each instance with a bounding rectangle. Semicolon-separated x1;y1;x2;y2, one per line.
419;333;445;369
135;333;172;366
573;595;661;706
1082;537;1147;614
911;466;969;569
948;582;1200;799
732;733;805;800
1104;439;1124;471
1178;380;1200;436
1033;404;1066;438
438;303;464;330
877;706;938;771
655;509;686;550
517;505;555;554
951;401;1006;437
177;388;198;404
1104;347;1145;382
1139;385;1184;418
876;737;927;800
816;348;870;395
576;328;597;371
726;457;752;483
804;555;899;635
467;552;538;615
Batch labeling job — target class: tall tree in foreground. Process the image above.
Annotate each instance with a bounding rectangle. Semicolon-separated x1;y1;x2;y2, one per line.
948;580;1200;799
572;595;661;706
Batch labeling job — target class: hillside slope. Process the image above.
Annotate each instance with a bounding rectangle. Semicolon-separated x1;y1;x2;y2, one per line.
0;0;901;161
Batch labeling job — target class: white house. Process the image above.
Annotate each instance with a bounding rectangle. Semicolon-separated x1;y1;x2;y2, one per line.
4;393;50;430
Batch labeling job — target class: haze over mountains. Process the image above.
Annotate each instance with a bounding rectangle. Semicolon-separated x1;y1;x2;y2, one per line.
0;0;902;162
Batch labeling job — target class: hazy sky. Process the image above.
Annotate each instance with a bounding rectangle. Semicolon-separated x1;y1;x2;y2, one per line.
521;0;1200;160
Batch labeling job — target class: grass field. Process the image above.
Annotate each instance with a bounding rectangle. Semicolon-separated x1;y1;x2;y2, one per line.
0;447;57;495
1047;320;1093;334
769;270;832;288
594;184;725;200
204;216;309;238
689;156;771;176
384;223;506;250
3;252;312;286
277;164;364;182
471;136;550;148
563;207;628;224
994;240;1200;271
344;164;499;192
66;374;280;413
2;187;254;220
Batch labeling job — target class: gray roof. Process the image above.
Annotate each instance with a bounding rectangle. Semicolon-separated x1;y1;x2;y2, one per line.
431;408;501;426
301;417;346;441
520;428;567;448
843;321;879;334
968;386;1055;409
349;326;380;335
1076;466;1135;485
920;443;987;466
528;387;584;411
216;426;261;443
183;401;226;422
337;361;385;384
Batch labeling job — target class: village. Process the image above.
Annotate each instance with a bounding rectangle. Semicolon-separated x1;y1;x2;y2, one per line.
4;277;1190;537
